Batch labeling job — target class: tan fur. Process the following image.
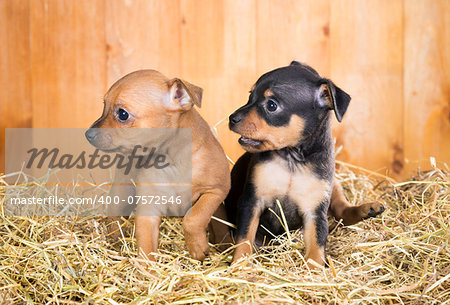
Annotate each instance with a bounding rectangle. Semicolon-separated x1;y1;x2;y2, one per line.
232;155;330;266
253;157;329;213
303;219;325;267
233;210;261;261
318;83;333;109
264;89;273;97
329;182;385;226
88;70;230;261
135;216;161;261
235;110;305;152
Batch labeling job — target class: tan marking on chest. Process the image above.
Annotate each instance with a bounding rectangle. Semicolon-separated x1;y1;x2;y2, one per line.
253;158;330;213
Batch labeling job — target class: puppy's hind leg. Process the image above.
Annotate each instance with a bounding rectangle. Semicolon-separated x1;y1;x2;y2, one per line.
208;203;233;251
329;181;385;226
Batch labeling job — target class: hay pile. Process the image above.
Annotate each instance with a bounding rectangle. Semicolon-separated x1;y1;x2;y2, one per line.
0;163;449;304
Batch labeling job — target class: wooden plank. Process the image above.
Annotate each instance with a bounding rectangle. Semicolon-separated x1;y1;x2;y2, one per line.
105;0;245;160
404;0;450;173
179;0;236;159
330;0;404;178
179;0;225;80
2;0;448;178
30;0;106;128
105;0;181;85
0;0;32;174
223;0;330;163
177;1;260;162
255;0;330;77
178;0;226;130
213;0;257;162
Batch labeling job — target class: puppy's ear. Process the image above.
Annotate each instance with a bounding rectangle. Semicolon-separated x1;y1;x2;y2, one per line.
317;79;351;122
290;61;301;66
168;78;203;111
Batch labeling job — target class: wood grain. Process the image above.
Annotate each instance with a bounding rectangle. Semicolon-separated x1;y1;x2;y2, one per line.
256;0;330;76
30;0;106;128
1;0;449;178
0;0;32;174
330;0;404;178
179;0;225;126
209;0;258;162
105;0;181;86
404;0;450;173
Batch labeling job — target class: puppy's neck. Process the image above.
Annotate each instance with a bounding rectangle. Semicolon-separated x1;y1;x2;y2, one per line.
177;109;211;153
301;113;333;155
276;114;333;171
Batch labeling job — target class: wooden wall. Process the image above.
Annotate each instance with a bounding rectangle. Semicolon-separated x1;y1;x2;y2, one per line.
1;0;449;180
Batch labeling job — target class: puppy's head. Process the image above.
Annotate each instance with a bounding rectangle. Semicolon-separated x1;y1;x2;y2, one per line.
229;61;351;152
85;70;202;152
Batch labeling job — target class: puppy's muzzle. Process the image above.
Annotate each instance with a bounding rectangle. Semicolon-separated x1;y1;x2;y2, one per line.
85;128;113;150
228;113;242;130
85;128;98;143
229;112;264;148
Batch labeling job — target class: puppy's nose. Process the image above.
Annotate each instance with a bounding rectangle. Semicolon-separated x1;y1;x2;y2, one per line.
85;129;97;142
229;114;242;125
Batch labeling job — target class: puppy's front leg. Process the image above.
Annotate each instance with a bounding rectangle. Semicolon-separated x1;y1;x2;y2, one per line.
302;201;329;268
232;199;262;263
135;215;161;261
183;191;227;261
106;169;135;239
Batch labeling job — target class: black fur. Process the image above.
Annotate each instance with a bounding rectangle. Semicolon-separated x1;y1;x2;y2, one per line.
314;200;329;247
225;62;350;251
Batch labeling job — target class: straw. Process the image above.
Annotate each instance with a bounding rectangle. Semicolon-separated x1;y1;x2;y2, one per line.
0;162;448;304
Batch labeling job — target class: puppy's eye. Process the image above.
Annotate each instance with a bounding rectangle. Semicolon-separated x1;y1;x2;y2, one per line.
117;108;129;121
266;100;278;112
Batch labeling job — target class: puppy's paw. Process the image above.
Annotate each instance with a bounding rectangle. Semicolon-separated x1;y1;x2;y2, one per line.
231;242;253;265
306;258;326;270
359;201;386;220
184;230;210;261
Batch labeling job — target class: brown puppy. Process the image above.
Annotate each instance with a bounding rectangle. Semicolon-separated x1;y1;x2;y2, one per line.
86;70;230;261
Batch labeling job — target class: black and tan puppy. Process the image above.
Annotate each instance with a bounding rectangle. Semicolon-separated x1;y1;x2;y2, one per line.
225;62;385;267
